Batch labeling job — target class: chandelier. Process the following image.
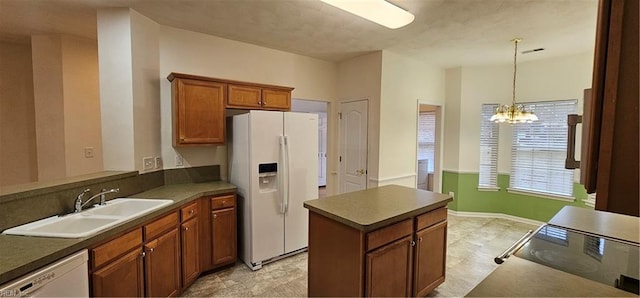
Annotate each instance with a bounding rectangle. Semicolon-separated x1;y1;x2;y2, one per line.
490;38;538;124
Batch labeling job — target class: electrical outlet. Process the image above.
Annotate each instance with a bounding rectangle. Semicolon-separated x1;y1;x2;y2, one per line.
155;157;163;169
143;157;154;171
84;147;94;158
448;191;455;198
175;154;183;167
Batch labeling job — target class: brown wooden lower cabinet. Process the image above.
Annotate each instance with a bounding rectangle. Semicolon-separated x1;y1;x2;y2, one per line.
366;235;414;297
414;221;447;296
308;206;448;297
181;217;200;287
211;195;237;267
89;192;237;297
144;228;181;297
92;248;144;297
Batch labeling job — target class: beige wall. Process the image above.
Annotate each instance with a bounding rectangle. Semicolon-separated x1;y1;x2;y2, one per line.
61;35;103;177
444;52;594;174
0;42;37;186
31;35;66;181
158;25;339;190
97;8;135;171
443;68;462;172
378;50;445;187
131;10;161;173
336;51;383;188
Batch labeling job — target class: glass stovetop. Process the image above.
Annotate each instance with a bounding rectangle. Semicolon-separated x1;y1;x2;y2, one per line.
514;224;639;294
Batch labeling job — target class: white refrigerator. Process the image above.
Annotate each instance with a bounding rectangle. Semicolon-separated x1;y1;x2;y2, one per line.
230;110;318;270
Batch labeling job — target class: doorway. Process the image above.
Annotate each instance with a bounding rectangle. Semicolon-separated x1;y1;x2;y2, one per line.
339;100;368;194
416;103;442;192
291;99;328;198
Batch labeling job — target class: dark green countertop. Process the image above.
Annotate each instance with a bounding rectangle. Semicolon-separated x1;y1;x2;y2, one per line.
0;181;236;285
303;185;453;232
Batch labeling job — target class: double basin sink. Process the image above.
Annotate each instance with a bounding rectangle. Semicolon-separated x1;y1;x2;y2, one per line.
2;198;173;238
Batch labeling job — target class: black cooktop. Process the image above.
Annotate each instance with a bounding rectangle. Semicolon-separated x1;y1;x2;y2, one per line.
514;224;640;295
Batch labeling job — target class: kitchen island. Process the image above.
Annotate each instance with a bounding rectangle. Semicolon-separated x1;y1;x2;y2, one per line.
303;185;453;297
466;206;639;297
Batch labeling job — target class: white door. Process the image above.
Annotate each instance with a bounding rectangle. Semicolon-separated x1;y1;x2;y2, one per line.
283;112;318;253
318;112;327;186
248;111;285;263
339;100;368;194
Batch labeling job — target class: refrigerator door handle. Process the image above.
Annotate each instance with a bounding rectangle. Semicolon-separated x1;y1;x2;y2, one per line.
279;135;287;214
284;135;291;213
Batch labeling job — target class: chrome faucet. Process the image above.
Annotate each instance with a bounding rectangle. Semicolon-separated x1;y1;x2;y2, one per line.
74;188;120;213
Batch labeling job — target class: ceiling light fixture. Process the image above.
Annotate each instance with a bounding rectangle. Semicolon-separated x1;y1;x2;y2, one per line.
490;38;539;124
320;0;415;29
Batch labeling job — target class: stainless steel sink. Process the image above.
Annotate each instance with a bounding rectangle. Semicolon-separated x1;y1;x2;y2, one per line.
2;198;173;238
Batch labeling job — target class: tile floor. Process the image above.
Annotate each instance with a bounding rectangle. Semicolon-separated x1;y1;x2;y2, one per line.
182;214;538;297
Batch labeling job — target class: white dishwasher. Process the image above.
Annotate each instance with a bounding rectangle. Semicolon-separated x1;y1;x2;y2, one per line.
0;250;88;297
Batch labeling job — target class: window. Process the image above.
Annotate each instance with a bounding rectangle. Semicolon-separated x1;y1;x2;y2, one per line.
510;100;576;197
417;111;435;172
479;104;499;188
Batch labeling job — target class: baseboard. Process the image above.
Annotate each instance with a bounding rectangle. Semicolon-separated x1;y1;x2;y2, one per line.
447;209;545;226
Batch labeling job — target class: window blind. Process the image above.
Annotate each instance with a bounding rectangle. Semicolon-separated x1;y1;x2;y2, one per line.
479;104;499;188
417;111;435;172
510;100;576;197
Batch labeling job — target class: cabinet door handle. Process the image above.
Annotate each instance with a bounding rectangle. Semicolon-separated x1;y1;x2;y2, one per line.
411;240;416;247
213;214;217;219
257;98;261;104
565;114;582;169
221;200;226;205
141;251;146;258
419;237;423;242
262;99;266;105
149;247;154;253
189;209;194;214
184;227;189;231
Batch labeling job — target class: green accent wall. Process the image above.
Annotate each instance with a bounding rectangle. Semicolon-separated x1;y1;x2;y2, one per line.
442;171;591;222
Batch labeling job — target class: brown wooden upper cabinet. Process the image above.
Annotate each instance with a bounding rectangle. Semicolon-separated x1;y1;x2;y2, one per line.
227;84;292;110
228;84;262;109
168;74;226;146
168;73;293;144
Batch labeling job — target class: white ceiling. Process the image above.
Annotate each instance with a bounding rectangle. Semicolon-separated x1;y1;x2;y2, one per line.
0;0;598;68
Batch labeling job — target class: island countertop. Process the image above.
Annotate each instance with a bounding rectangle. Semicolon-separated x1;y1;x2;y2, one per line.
548;206;639;243
303;185;453;232
467;206;640;297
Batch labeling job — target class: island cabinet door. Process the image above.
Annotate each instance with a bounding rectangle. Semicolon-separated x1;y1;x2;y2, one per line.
365;235;413;297
413;221;447;297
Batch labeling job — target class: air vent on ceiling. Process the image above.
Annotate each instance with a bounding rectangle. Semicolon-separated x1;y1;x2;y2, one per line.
522;48;545;54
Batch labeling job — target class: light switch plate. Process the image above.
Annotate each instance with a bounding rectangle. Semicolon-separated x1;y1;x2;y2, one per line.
84;147;94;158
143;157;154;171
155;157;163;169
175;154;183;167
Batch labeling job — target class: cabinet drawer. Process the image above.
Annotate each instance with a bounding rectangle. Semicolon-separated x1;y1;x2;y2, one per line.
211;195;235;210
145;212;179;240
181;201;199;222
366;219;412;252
92;228;142;269
416;207;447;231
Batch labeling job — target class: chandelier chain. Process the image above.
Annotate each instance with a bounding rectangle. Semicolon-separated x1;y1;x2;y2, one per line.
512;38;518;106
